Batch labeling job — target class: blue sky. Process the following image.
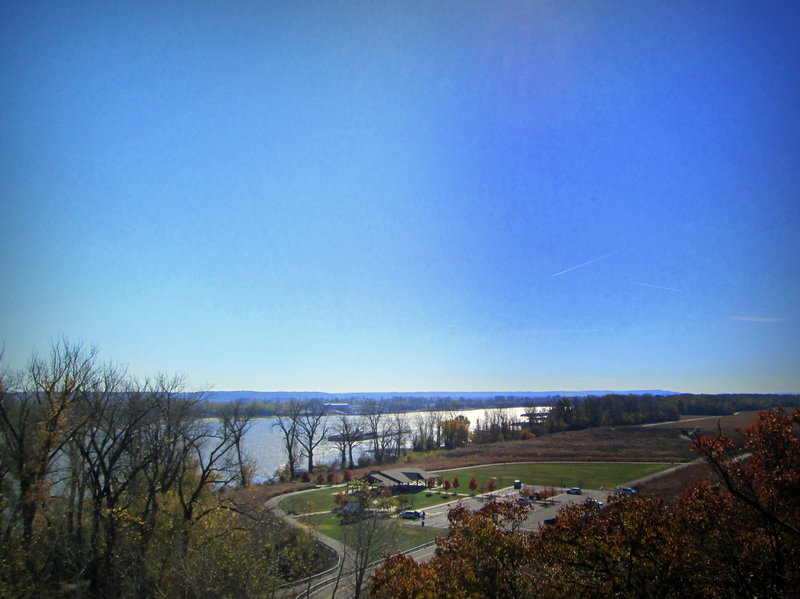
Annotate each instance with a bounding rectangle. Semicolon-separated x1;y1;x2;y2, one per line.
2;1;798;393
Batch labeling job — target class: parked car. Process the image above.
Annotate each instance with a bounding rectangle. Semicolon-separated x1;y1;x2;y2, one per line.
566;487;582;495
542;517;557;525
586;497;604;507
616;487;637;494
517;497;535;505
399;510;423;520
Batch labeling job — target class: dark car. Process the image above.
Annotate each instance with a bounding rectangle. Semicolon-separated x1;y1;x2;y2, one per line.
616;487;637;495
517;497;535;505
399;510;422;520
542;517;557;525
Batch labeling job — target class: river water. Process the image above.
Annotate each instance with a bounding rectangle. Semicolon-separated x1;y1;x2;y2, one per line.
241;406;536;480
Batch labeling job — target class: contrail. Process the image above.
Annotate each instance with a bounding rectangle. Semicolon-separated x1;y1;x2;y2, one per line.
731;316;785;323
633;282;681;292
551;251;619;278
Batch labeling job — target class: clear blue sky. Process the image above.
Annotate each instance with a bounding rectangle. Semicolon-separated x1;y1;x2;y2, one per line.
2;1;798;393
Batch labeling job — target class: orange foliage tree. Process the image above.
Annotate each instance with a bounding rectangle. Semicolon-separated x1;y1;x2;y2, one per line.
369;408;800;598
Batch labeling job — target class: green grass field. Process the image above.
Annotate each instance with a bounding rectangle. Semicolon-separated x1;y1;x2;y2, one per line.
277;484;461;514
278;462;672;515
297;512;443;556
284;462;673;553
278;486;347;514
433;462;672;492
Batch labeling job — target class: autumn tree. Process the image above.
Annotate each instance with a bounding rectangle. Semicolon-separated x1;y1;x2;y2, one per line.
0;343;330;598
69;370;157;596
370;408;800;599
370;501;536;599
468;476;478;494
0;340;97;542
440;415;469;449
690;407;800;595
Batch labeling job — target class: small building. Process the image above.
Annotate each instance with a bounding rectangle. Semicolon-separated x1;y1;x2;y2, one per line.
363;467;432;494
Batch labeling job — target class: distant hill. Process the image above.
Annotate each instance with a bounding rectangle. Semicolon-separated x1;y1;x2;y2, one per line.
205;390;680;403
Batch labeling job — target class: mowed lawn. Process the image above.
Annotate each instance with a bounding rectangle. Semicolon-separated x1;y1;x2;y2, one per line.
278;462;671;515
277;484;458;514
433;462;672;492
297;512;443;555
278;486;347;515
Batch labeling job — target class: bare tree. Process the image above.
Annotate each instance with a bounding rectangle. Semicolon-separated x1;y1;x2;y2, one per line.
411;410;440;452
296;400;329;473
389;412;408;461
272;400;303;479
174;410;240;553
331;414;360;469
220;400;256;487
131;374;200;583
0;339;97;541
362;399;385;464
334;483;397;599
0;343;275;598
70;368;155;597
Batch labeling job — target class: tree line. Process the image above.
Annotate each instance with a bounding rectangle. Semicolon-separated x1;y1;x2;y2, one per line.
271;400;509;477
0;340;327;598
538;393;800;434
270;393;800;477
272;399;420;478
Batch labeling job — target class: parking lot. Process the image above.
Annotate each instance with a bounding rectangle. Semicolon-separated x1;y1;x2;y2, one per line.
397;486;612;532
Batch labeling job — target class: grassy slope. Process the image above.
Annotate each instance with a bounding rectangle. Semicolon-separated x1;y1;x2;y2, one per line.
279;486;347;514
298;512;443;556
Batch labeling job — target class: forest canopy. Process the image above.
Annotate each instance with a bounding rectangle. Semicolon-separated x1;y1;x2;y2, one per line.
0;341;329;598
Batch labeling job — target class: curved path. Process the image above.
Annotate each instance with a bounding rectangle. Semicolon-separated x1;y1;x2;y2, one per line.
267;487;348;557
269;459;693;597
266;489;346;598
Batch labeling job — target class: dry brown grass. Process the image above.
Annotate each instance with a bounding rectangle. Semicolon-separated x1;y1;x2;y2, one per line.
658;410;757;428
396;412;762;477
637;461;718;502
404;425;695;472
635;410;760;501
